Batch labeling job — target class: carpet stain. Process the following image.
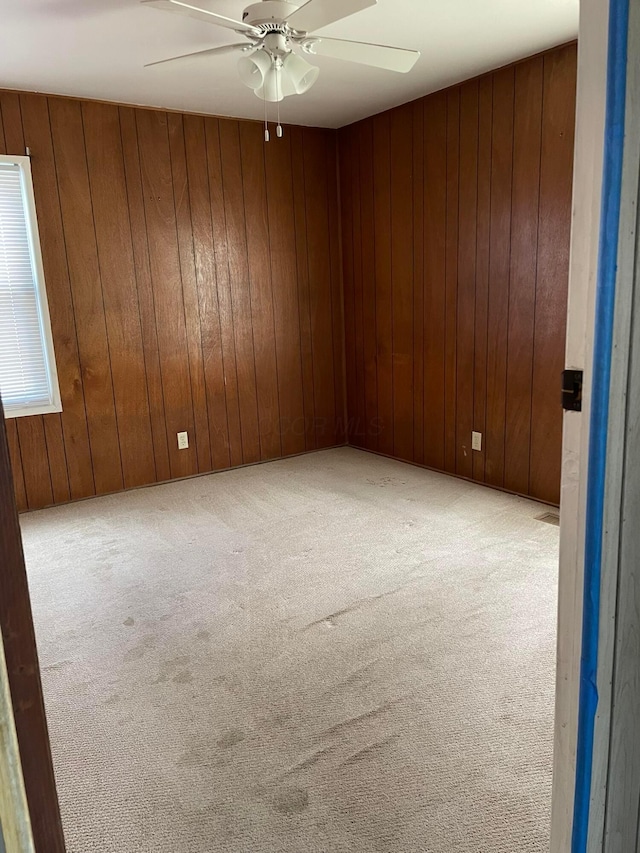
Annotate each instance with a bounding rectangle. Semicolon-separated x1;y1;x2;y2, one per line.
196;629;211;641
177;745;208;768
123;617;135;627
271;786;309;815
124;635;156;662
216;729;245;749
43;660;73;673
154;655;192;684
366;476;406;488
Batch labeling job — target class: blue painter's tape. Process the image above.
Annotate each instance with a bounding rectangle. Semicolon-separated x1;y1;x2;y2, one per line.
571;0;630;849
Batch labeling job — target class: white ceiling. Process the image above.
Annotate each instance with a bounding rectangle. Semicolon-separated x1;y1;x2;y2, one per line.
0;0;578;129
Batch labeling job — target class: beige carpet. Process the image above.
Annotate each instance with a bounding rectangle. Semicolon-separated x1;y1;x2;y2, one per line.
20;447;559;853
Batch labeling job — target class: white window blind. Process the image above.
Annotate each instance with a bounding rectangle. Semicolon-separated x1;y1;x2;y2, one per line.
0;156;61;418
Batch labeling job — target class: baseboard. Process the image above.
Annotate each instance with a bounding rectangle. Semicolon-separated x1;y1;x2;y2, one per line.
18;443;350;514
345;443;560;510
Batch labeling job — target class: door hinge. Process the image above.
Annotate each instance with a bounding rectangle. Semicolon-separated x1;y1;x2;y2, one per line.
562;369;583;412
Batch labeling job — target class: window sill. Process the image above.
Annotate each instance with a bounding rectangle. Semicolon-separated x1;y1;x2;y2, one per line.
4;402;63;419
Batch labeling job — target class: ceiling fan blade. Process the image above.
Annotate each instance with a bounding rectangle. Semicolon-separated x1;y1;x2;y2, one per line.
141;0;260;35
306;37;420;73
145;43;249;67
287;0;376;34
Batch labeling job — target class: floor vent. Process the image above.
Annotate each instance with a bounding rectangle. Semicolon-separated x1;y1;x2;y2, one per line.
536;512;560;526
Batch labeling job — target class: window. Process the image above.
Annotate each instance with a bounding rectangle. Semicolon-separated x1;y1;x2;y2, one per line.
0;154;61;418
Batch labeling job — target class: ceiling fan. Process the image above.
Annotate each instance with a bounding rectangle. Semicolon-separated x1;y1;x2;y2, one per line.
142;0;421;105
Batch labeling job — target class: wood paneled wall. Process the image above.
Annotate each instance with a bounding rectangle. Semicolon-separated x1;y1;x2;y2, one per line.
1;92;345;511
339;43;577;504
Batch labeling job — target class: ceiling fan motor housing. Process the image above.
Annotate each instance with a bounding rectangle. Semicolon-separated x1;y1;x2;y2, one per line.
242;1;301;26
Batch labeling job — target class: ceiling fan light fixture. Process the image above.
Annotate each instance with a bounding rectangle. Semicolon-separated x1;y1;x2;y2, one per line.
144;0;422;110
237;49;272;90
282;52;320;95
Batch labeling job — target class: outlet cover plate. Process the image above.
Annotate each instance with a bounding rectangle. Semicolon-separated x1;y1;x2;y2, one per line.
472;431;482;452
177;431;189;450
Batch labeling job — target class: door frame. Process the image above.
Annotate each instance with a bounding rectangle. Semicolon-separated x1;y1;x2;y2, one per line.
551;0;609;846
0;397;66;852
553;0;640;848
0;628;34;853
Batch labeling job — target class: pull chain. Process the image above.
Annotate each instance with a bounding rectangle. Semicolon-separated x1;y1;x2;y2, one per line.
276;65;283;139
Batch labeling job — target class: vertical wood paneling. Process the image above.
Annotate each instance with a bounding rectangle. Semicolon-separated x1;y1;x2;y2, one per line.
202;117;242;469
5;94;344;510
42;417;70;505
326;133;346;445
20;94;95;503
0;93;22;154
239;122;282;461
339;127;357;444
182;114;232;471
456;81;479;479
423;92;447;472
49;97;124;496
340;43;576;504
15;418;53;510
350;125;365;447
303;128;337;449
530;45;577;504
135;108;197;480
167;112;212;475
5;421;27;512
264;130;306;457
119;106;171;484
373;112;393;456
4;47;572;510
390;104;414;462
218;119;262;465
444;89;460;475
484;67;515;489
290;125;318;451
504;58;543;495
412;100;425;466
473;77;493;483
83;101;157;489
359;121;378;452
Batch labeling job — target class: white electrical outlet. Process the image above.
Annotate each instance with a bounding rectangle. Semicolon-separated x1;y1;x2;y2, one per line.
472;431;482;452
177;431;189;450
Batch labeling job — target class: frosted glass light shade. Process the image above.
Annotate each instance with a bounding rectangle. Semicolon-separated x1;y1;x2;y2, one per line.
282;52;320;94
238;49;272;90
255;66;285;102
239;49;320;101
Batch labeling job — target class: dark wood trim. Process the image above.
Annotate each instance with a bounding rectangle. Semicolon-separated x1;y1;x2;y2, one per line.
0;396;66;851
